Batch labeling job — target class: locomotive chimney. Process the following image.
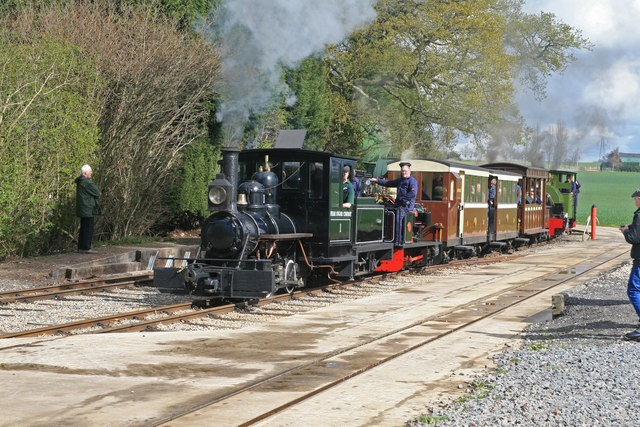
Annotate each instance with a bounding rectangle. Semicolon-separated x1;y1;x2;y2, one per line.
221;147;240;213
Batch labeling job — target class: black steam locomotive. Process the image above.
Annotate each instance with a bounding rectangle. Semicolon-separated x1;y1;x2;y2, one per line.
154;147;436;298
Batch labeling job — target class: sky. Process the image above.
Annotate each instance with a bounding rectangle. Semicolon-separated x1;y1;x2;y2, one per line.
519;0;640;161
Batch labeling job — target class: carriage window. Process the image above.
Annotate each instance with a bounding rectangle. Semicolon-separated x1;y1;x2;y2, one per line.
308;162;323;199
282;161;302;190
433;173;443;201
421;173;430;200
465;176;470;202
481;177;487;203
450;180;455;202
469;176;476;202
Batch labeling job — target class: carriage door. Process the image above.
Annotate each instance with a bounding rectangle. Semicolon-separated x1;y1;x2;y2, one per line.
488;175;497;240
329;158;352;243
450;172;463;242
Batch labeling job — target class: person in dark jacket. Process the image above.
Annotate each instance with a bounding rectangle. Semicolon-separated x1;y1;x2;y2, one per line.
75;164;102;253
570;176;581;220
371;162;418;245
488;178;497;232
621;188;640;341
352;174;361;198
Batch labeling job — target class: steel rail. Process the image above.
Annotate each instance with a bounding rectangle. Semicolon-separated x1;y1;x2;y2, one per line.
0;272;153;304
0;302;194;339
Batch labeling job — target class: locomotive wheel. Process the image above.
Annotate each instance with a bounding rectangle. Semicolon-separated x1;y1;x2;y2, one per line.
284;260;298;294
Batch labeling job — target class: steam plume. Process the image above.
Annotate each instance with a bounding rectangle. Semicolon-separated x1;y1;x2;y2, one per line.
200;0;377;146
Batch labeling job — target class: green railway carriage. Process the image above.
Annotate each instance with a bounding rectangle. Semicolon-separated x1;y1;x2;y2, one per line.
547;169;578;232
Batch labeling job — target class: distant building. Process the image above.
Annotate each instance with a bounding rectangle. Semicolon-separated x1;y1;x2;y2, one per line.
620;153;640;165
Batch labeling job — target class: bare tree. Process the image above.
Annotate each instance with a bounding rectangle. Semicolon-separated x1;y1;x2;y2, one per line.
550;120;569;169
9;2;220;238
525;122;545;167
606;147;621;169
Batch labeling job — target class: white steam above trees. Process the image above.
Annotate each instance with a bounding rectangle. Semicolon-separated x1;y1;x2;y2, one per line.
199;0;377;145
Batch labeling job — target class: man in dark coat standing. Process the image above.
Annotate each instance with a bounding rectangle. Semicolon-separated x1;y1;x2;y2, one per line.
488;178;497;232
621;188;640;341
570;176;581;220
75;164;102;252
371;162;418;245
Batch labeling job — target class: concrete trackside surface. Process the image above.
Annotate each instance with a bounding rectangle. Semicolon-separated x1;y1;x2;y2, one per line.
0;227;628;426
57;245;198;281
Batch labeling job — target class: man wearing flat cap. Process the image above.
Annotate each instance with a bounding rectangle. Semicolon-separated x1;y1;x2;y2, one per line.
621;188;640;341
371;162;418;244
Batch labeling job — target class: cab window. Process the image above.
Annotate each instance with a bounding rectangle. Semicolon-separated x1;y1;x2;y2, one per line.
282;161;301;190
308;161;323;199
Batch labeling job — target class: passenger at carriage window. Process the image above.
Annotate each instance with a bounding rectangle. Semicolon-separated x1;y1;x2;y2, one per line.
432;174;443;201
371;162;418;244
525;188;541;204
546;192;554;206
488;178;497;207
342;166;355;208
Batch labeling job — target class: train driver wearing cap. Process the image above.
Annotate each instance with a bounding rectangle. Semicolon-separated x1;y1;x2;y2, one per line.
371;162;418;245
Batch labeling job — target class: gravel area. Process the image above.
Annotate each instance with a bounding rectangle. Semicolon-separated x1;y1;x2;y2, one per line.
409;258;639;426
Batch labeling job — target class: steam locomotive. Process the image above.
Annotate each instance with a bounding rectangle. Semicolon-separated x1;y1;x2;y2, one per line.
153;147;576;299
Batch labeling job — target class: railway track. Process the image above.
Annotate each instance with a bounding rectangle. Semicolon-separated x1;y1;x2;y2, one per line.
0;271;153;304
147;249;628;426
0;252;526;339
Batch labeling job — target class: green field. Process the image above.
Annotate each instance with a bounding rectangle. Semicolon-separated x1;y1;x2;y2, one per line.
576;171;640;227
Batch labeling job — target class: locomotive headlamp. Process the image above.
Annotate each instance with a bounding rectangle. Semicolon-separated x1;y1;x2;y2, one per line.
207;173;234;212
209;186;227;205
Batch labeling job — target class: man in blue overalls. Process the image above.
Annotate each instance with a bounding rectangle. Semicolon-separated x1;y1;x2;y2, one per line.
371;162;418;245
